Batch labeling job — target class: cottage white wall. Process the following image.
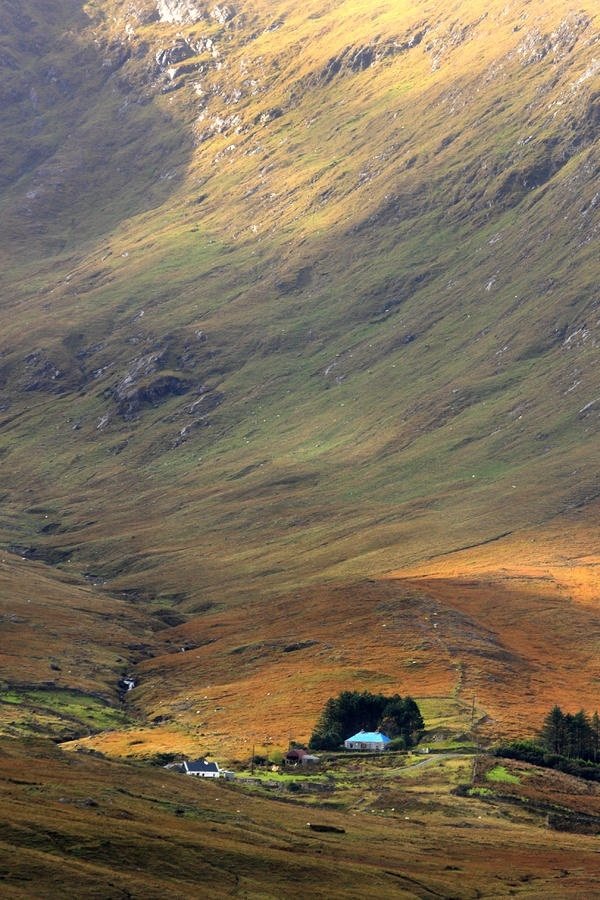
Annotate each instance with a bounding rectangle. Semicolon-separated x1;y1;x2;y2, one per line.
345;740;386;751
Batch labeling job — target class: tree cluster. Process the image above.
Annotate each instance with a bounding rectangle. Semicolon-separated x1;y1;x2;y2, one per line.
308;690;423;751
539;706;599;761
494;706;600;782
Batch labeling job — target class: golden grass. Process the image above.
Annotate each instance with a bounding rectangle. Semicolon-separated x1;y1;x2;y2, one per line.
62;519;600;761
0;737;599;898
0;554;151;696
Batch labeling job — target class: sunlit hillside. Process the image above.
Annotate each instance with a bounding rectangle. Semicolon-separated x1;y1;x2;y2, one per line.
0;1;599;892
1;0;598;605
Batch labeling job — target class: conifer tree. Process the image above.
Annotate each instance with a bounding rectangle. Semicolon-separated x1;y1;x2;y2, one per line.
592;711;600;762
539;705;565;754
309;690;423;750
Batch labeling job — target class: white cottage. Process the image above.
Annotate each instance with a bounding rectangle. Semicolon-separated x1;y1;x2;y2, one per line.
184;758;221;777
344;730;391;751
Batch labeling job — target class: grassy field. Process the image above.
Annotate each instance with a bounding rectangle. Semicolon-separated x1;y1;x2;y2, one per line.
57;554;599;760
0;738;598;897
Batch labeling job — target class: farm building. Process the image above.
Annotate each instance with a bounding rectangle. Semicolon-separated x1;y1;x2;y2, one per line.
184;758;221;777
284;748;321;767
344;730;391;751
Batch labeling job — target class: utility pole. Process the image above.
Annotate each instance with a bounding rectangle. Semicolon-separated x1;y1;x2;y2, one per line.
250;744;255;775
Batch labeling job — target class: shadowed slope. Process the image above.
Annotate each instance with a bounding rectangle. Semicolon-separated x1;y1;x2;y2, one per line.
0;552;163;739
0;0;194;255
0;0;598;609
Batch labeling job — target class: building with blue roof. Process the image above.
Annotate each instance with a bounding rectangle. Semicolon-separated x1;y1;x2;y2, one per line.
343;730;392;751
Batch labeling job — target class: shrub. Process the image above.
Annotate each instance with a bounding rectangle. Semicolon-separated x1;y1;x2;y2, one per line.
494;741;600;782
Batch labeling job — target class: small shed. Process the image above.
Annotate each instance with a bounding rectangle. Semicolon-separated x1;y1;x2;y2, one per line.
301;754;321;766
184;758;221;777
343;730;391;751
285;749;322;767
285;748;308;766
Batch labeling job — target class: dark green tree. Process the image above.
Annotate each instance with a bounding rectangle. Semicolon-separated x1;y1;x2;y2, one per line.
539;705;566;754
539;706;596;761
591;711;600;762
571;710;592;760
309;690;423;750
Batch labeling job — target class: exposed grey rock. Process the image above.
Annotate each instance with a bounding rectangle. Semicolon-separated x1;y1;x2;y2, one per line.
190;37;216;55
196;113;242;141
255;106;283;125
103;333;213;420
550;12;591;60
156;40;195;67
295;28;427;93
188;390;223;414
22;350;65;392
156;0;235;25
123;3;159;25
516;28;552;65
516;13;590;66
426;19;482;70
115;375;192;419
210;5;235;25
156;0;205;24
113;351;165;399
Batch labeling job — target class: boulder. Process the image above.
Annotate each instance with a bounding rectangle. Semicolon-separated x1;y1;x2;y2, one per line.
156;0;205;24
156;40;195;67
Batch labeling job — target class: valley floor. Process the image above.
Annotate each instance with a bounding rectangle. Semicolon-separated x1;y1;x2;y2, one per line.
0;740;599;898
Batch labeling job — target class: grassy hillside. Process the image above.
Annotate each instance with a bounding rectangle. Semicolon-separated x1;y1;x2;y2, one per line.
0;738;599;898
0;1;599;891
0;0;598;607
65;539;599;760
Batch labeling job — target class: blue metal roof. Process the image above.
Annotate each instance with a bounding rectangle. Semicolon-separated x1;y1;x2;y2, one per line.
345;731;391;743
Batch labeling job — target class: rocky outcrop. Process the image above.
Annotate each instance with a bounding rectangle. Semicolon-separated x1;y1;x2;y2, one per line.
211;5;235;25
254;106;284;126
515;13;591;66
114;374;192;419
425;15;486;70
156;40;195;67
155;37;217;68
320;32;427;83
22;351;66;393
101;330;221;423
156;0;205;23
156;1;235;25
292;28;427;96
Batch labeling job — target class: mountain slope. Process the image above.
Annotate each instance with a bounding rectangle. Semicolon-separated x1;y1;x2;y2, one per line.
0;0;598;738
